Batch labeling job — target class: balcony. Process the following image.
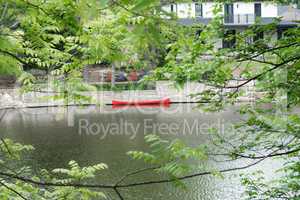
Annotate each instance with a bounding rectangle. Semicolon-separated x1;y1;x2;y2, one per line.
224;14;255;25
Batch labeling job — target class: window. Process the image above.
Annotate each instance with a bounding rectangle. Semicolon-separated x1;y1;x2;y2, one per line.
224;3;234;23
254;3;261;18
195;3;203;17
170;4;177;13
222;30;236;48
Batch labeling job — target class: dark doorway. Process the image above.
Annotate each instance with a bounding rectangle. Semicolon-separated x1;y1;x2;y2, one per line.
254;31;264;42
277;28;291;39
223;30;236;48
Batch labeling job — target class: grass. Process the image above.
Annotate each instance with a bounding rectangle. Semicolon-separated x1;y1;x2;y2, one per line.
92;82;156;91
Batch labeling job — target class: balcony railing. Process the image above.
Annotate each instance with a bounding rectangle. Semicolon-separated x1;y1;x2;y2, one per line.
224;14;255;24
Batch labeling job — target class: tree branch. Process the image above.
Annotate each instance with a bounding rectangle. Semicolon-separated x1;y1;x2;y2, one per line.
114;166;159;186
0;179;29;200
0;2;8;23
210;146;300;160
0;109;7;123
0;146;296;197
97;1;116;11
111;0;148;17
225;55;300;89
21;0;48;15
0;138;14;158
237;42;300;62
0;156;268;189
0;49;26;64
0;171;114;188
116;157;266;188
113;187;124;200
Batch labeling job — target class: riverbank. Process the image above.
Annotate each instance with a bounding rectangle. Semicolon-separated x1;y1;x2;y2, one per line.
0;81;256;109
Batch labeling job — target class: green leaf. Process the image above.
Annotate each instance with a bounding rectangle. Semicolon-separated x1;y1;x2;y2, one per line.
132;0;156;11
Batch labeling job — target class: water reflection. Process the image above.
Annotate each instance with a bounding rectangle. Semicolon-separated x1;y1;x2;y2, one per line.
0;104;280;200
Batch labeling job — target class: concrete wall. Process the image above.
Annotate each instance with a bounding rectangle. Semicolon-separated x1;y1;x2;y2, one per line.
202;2;215;18
177;3;194;18
234;2;254;15
261;2;278;17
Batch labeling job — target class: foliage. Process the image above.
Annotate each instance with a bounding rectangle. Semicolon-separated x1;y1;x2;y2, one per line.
146;1;300;200
0;0;300;200
48;161;107;200
0;139;107;199
128;134;212;188
129;135;208;173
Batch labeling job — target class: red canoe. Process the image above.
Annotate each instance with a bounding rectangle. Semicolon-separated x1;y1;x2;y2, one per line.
112;98;170;106
112;104;170;109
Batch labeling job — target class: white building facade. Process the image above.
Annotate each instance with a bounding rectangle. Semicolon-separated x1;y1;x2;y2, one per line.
162;1;300;48
163;2;278;19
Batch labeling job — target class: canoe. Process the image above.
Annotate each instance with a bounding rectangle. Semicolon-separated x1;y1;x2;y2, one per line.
112;98;170;106
112;103;170;109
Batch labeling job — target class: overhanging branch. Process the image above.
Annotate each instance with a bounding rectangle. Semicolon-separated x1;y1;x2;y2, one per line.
0;154;271;190
224;55;300;89
0;179;28;200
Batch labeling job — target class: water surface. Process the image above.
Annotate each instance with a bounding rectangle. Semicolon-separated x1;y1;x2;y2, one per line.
0;104;281;200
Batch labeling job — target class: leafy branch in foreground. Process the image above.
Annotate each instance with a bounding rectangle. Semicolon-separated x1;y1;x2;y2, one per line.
127;134;209;186
0;138;107;199
0;132;299;199
1;0;300;199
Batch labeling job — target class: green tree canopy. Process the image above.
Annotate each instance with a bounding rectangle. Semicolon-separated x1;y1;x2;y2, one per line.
0;0;300;199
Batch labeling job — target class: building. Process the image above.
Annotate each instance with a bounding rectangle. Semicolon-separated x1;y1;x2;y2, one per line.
162;1;300;48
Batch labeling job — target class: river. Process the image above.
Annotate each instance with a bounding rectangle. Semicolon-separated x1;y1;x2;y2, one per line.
0;104;282;200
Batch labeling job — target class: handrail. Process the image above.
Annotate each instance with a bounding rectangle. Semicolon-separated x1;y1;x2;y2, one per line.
224;14;255;24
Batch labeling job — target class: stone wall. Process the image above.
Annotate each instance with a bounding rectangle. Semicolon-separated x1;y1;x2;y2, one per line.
0;75;16;89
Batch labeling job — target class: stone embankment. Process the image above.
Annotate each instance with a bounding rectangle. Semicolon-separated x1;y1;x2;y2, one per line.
0;81;256;109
